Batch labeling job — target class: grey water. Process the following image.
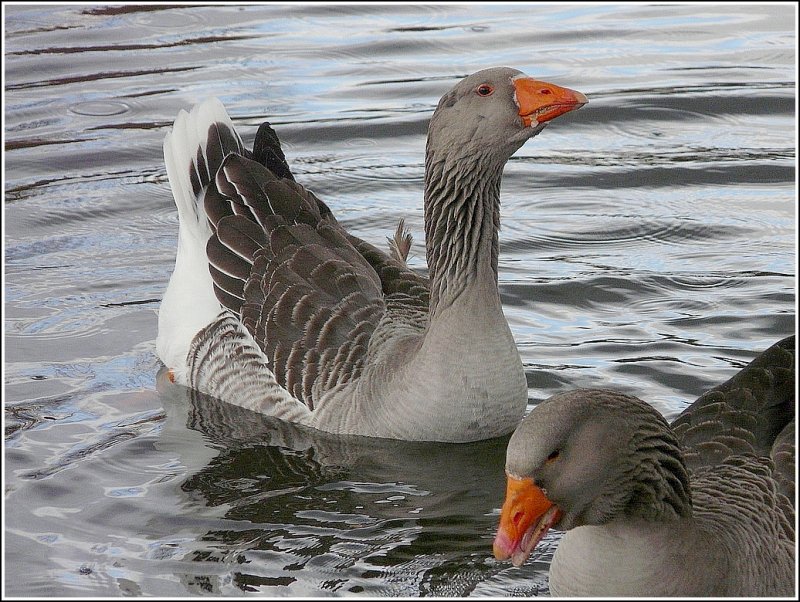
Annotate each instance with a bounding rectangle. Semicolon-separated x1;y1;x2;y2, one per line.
3;2;796;597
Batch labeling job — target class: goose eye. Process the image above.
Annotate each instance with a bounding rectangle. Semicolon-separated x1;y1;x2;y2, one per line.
546;449;560;462
476;84;494;97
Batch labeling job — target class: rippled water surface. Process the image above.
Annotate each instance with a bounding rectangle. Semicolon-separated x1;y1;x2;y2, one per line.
4;2;796;597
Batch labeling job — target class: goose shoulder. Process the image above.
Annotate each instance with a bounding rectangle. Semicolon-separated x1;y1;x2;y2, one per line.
671;335;795;471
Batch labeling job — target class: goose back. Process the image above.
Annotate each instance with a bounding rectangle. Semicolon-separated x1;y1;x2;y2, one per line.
189;119;431;412
671;335;795;493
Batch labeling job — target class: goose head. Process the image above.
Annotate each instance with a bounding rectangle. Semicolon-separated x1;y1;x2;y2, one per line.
493;389;691;567
426;66;587;166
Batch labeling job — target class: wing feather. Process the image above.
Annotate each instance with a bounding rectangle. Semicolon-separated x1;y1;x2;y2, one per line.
184;114;432;413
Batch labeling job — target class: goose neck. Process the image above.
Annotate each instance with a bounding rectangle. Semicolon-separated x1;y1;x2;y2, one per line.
423;147;504;315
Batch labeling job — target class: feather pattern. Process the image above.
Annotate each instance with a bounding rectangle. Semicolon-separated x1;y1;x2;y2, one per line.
201;150;395;411
160;108;437;424
671;334;795;471
187;310;311;423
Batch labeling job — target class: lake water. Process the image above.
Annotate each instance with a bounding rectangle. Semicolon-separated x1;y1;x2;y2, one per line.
3;2;796;597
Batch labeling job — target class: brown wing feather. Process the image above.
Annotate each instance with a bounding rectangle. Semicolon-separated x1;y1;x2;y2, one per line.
203;152;393;410
196;118;431;412
671;335;795;491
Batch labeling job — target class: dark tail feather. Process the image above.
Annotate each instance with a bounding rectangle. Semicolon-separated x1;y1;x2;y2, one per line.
251;122;295;181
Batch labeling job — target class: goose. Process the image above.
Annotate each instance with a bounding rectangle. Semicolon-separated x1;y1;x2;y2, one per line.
493;335;795;596
156;67;587;442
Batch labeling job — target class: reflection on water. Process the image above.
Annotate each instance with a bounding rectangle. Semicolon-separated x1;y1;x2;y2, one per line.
4;2;795;597
160;369;511;595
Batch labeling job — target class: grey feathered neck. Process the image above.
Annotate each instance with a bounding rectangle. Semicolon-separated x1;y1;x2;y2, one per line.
423;143;504;314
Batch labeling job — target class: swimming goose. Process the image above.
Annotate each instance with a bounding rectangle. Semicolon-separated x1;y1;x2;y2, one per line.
156;67;587;442
493;335;795;596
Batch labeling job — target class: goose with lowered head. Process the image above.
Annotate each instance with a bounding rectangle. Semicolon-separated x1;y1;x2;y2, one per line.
493;335;795;596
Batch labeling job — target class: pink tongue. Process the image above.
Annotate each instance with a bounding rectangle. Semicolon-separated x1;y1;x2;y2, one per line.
513;505;563;567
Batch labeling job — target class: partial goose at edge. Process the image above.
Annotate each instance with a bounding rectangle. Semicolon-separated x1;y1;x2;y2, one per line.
494;334;795;596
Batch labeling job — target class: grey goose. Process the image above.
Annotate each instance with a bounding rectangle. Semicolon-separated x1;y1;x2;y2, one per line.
156;67;587;442
493;335;795;596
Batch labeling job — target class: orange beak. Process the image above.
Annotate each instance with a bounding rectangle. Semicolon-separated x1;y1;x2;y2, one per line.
493;474;563;567
513;77;588;127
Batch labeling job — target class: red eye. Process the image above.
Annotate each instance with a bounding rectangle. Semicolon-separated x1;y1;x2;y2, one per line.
476;84;494;97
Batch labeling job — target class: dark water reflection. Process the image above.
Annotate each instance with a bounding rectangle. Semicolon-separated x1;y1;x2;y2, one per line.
4;2;795;597
151;369;521;596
